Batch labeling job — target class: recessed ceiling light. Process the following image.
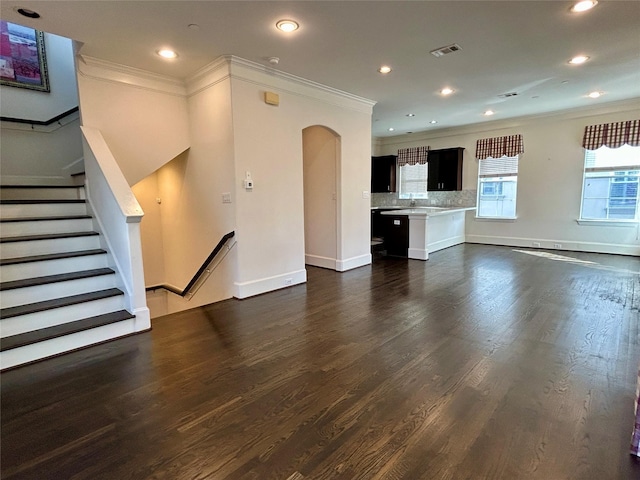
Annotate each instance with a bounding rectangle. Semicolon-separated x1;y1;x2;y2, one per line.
571;1;597;13
388;127;395;131
378;65;392;74
406;113;415;117
157;49;178;59
16;7;40;18
569;55;590;65
484;110;495;116
276;19;299;32
588;91;603;98
430;120;438;124
440;87;454;96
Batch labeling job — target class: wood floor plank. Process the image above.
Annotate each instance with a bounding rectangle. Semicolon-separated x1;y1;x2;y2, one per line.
1;244;639;479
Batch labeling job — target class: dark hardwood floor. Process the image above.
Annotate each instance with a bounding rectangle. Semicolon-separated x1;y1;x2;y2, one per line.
2;244;639;479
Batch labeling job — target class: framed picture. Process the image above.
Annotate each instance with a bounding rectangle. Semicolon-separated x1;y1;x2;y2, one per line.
0;21;50;92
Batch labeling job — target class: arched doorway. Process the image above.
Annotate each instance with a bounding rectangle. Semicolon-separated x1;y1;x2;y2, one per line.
302;125;341;270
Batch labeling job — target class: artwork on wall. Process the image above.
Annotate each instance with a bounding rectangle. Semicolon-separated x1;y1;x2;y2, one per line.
0;21;50;92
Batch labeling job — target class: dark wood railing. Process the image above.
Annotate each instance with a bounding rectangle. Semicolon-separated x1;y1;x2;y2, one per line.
0;106;79;126
146;231;235;297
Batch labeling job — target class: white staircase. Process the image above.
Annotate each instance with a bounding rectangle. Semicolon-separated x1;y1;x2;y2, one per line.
0;184;138;370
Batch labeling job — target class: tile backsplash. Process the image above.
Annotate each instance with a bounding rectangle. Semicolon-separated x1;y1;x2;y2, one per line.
371;190;477;208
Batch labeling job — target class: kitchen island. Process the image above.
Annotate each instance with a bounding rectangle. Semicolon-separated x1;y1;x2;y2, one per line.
380;207;475;260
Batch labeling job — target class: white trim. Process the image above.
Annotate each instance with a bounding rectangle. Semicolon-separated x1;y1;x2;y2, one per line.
465;234;640;256
429;235;466;254
233;269;307;299
577;219;639;227
336;253;372;272
305;254;337;270
0;317;141;370
474;216;518;222
408;247;428;260
132;306;151;332
77;55;187;97
227;56;376;112
185;56;232;97
378;99;640;145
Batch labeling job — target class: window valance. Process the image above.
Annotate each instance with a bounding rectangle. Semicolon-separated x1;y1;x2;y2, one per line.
582;119;640;150
397;146;429;166
475;134;524;160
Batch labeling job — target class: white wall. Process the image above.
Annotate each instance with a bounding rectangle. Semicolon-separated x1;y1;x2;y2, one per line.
378;101;640;255
303;126;338;269
0;33;78;120
1;33;82;184
76;56;190;185
229;57;375;297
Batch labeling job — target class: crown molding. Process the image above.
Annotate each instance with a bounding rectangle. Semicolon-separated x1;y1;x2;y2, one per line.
185;56;231;97
227;55;376;114
77;55;187;97
378;98;640;146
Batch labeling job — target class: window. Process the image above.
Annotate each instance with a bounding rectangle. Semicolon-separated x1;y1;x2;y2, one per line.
476;155;518;218
580;145;640;221
398;162;428;199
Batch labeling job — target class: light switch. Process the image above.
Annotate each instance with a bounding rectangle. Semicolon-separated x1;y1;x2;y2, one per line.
222;193;231;203
362;191;370;199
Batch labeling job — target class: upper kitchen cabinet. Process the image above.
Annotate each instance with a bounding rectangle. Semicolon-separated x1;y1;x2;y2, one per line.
371;155;397;193
427;147;464;191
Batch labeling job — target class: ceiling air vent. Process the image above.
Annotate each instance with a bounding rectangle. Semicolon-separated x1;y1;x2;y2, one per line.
498;92;519;98
430;43;462;57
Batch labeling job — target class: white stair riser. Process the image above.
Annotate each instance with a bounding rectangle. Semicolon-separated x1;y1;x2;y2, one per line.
0;187;85;201
1;218;93;237
0;235;100;258
0;295;125;337
0;318;136;370
0;254;108;282
1;274;116;309
0;203;87;219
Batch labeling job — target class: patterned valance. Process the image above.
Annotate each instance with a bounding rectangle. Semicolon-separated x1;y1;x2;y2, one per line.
475;134;524;160
397;146;429;166
582;119;640;150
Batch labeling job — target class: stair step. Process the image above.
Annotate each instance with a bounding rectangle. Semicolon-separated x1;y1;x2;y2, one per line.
0;185;84;201
0;231;99;243
0;249;107;266
0;310;134;352
0;268;115;291
0;199;85;204
0;215;92;223
0;288;124;319
0;202;88;219
0;216;94;237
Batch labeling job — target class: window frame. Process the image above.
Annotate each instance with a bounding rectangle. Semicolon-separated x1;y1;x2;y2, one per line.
398;162;429;199
579;146;640;223
475;155;519;220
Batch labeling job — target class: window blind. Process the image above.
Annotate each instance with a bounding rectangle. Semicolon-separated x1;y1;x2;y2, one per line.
399;163;428;197
584;146;640;172
478;156;518;178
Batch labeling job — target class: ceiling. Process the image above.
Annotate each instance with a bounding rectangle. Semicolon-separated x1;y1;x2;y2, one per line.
1;1;639;137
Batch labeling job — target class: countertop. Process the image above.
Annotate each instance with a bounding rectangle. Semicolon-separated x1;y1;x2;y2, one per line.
379;206;475;217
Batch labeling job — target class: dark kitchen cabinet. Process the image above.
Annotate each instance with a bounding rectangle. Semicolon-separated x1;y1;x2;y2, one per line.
427;147;464;191
384;215;409;257
371;155;397;193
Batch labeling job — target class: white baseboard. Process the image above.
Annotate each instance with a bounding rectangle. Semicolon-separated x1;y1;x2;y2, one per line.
465;234;640;256
234;269;307;299
305;254;337;270
133;306;151;331
336;253;371;272
428;235;466;254
408;248;428;260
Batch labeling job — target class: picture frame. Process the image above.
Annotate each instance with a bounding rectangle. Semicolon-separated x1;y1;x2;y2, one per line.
0;21;50;92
